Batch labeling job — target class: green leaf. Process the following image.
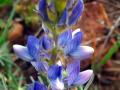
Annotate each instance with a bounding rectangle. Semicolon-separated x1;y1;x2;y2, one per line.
96;41;120;69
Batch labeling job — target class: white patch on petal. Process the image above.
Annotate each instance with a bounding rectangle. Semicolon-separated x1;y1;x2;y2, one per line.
51;78;64;90
57;60;62;66
72;28;81;38
73;70;93;85
70;46;94;60
13;44;33;61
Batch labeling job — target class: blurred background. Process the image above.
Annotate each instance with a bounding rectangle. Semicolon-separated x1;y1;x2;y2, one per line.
0;0;120;90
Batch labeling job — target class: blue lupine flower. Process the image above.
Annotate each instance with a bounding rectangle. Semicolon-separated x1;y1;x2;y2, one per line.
27;81;47;90
13;35;52;72
66;60;93;86
48;61;93;89
58;28;94;60
58;28;94;86
48;64;64;90
37;0;84;27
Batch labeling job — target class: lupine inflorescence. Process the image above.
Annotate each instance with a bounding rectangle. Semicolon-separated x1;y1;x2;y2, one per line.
13;0;94;90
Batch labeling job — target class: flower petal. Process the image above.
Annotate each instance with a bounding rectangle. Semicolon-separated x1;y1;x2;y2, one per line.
48;65;62;80
58;9;68;26
27;36;40;60
72;28;81;38
64;31;83;55
58;30;72;48
66;60;80;86
38;0;48;20
34;81;47;90
73;70;93;85
13;45;33;62
51;78;64;90
27;81;47;90
69;46;94;60
42;35;53;50
31;61;48;72
68;0;84;25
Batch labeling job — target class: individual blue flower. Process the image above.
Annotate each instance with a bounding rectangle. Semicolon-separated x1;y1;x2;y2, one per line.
37;0;84;28
13;35;52;72
48;64;64;90
65;60;93;86
58;28;94;60
47;61;93;89
27;81;47;90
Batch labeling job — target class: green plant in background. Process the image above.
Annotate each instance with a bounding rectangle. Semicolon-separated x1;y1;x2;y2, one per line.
97;41;120;69
92;17;120;72
0;0;19;45
0;43;25;90
0;0;25;90
0;0;13;7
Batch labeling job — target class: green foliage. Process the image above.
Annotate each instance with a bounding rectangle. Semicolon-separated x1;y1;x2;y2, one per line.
0;0;19;45
0;0;13;7
0;43;25;90
0;0;25;89
95;40;120;70
0;19;5;28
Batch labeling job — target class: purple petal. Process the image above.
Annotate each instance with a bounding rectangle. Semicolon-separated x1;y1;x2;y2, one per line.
42;35;53;50
31;61;49;72
34;81;47;90
69;46;94;60
27;81;47;90
13;45;33;62
58;9;68;26
48;65;62;80
38;0;48;20
64;31;83;55
27;36;40;60
73;70;93;85
58;30;72;48
68;0;84;25
66;60;80;86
